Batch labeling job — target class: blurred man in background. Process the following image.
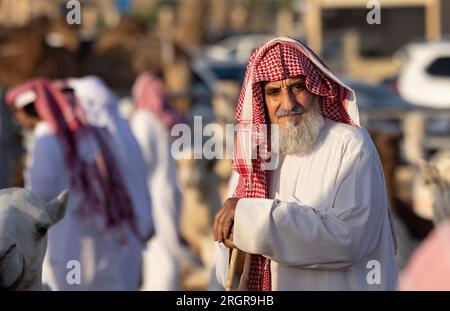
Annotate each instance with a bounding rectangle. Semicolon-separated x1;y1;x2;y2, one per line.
6;78;153;290
67;75;155;290
130;72;183;290
0;90;11;187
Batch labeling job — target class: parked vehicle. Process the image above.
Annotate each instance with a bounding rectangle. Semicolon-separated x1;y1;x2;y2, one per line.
397;41;450;109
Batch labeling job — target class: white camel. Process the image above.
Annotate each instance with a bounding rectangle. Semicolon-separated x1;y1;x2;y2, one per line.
418;151;450;225
0;188;68;291
398;151;450;290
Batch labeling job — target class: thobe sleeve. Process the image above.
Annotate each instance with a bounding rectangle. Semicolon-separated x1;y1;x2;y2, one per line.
131;112;181;247
212;170;241;289
116;117;155;239
234;143;390;269
150;131;181;247
27;134;63;202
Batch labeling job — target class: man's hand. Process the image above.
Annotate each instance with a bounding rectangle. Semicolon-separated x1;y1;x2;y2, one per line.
213;197;240;247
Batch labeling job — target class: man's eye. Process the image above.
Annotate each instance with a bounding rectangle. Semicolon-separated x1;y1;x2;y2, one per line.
265;89;280;95
291;84;306;91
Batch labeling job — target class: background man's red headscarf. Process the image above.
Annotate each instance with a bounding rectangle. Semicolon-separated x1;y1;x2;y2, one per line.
132;72;185;131
232;37;360;291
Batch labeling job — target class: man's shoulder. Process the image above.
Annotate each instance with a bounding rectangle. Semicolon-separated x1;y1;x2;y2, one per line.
323;118;375;154
132;109;167;134
34;121;54;138
32;122;60;151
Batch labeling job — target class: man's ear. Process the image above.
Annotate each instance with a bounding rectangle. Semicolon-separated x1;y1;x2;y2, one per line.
46;190;69;225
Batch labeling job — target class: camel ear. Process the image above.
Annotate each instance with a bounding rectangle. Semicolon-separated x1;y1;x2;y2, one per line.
419;160;440;185
46;190;69;225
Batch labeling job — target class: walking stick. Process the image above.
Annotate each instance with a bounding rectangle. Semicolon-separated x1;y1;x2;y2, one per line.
226;248;240;291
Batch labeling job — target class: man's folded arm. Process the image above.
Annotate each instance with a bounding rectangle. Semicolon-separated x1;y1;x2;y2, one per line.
233;150;387;270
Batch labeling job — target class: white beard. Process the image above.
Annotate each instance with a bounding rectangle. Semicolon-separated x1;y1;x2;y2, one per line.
279;102;324;156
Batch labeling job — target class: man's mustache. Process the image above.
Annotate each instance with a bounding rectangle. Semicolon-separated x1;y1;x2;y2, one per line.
275;105;305;118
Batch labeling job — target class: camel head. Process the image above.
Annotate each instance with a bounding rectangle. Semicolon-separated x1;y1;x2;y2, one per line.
418;151;450;225
0;188;69;291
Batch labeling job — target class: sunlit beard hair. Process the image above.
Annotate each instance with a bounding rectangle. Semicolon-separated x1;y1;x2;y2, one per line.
279;100;324;156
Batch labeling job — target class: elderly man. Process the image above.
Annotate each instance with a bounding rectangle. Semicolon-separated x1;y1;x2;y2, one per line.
212;37;398;291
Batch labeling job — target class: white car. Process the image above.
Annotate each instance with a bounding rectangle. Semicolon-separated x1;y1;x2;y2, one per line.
397;41;450;109
203;34;279;63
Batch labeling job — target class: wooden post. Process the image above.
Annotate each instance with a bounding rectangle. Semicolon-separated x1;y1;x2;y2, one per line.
305;0;322;54
425;0;441;40
175;0;207;49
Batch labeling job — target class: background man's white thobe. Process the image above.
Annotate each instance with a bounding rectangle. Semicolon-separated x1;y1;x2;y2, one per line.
214;118;398;290
68;76;155;290
131;109;182;291
28;122;148;290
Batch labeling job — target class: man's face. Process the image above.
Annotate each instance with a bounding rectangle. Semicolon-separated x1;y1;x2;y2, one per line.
61;87;76;105
264;76;316;129
263;76;325;156
14;108;38;130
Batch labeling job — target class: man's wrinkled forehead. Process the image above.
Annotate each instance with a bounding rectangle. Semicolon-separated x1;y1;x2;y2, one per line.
263;76;306;89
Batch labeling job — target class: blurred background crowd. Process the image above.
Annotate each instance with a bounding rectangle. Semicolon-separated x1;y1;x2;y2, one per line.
0;0;450;290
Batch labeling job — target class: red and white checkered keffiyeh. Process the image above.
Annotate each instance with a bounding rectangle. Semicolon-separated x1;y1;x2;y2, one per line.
232;37;360;291
132;72;185;131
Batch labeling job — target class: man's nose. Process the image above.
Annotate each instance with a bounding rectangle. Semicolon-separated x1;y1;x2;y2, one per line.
280;90;297;111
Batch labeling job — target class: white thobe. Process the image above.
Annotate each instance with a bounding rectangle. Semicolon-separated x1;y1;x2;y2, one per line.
214;118;399;290
131;110;181;291
28;122;151;290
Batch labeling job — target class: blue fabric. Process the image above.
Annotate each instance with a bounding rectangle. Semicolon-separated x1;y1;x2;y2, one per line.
116;0;132;14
